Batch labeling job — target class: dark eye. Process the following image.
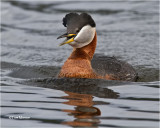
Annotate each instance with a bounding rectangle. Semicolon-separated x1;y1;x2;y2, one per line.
76;30;79;33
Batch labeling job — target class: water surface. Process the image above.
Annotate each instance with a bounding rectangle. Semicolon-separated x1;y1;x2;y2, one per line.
1;1;159;128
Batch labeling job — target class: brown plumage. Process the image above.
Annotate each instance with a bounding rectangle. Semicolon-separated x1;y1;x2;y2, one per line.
58;32;115;80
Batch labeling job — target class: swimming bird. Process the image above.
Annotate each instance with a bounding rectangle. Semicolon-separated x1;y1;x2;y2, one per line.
57;13;137;81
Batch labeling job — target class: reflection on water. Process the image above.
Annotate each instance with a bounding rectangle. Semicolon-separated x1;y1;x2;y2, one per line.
62;91;101;127
26;77;120;99
1;80;159;128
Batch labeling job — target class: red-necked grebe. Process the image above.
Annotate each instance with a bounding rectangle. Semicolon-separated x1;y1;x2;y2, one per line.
57;13;137;81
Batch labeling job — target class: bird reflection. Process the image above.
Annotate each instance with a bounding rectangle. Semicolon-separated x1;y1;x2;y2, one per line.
28;77;120;127
62;91;101;127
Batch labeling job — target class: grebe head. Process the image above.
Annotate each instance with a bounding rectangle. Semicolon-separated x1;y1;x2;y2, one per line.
57;13;96;48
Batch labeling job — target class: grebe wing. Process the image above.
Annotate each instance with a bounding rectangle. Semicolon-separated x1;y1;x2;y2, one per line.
91;54;138;81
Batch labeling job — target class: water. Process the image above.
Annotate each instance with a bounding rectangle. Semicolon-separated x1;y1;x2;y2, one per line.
1;1;159;128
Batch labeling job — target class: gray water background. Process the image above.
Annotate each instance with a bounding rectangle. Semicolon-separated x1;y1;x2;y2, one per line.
1;0;160;128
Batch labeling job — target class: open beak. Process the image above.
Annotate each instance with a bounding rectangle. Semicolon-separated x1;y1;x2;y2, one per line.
57;33;76;46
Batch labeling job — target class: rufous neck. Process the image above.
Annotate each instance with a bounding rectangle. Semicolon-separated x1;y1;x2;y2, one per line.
81;31;97;59
70;32;97;60
68;32;97;60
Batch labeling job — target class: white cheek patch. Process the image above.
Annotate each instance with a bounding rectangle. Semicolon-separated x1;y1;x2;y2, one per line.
70;25;95;48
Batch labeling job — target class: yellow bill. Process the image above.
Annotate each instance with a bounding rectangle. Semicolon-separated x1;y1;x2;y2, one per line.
59;37;74;46
67;34;76;37
57;34;76;39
